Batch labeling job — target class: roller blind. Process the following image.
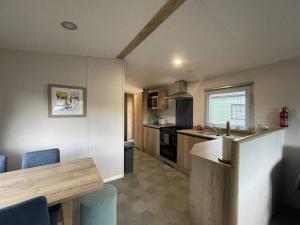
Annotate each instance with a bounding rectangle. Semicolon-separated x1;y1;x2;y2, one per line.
205;84;254;130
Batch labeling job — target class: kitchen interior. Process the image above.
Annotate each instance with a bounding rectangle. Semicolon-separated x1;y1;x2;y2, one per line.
1;0;300;225
125;74;299;225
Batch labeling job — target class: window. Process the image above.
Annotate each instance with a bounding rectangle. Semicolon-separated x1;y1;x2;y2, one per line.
205;83;254;130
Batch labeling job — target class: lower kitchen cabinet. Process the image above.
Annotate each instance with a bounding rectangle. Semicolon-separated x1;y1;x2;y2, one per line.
134;122;144;149
143;126;160;157
177;134;207;175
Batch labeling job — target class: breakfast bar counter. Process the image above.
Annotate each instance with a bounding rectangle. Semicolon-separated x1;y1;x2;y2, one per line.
190;138;230;167
190;128;285;225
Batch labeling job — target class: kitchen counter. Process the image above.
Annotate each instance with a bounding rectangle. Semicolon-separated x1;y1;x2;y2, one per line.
191;138;230;167
177;129;220;140
190;127;282;166
144;123;176;129
190;127;285;225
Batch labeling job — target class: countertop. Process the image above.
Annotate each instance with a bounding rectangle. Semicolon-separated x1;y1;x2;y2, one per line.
190;127;283;167
177;129;220;140
191;138;231;167
144;123;176;129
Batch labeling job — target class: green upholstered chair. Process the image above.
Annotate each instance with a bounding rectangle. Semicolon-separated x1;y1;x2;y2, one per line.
80;184;117;225
0;154;7;173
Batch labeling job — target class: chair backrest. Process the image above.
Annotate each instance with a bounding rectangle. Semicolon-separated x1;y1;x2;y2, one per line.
0;196;50;225
0;154;7;173
21;149;60;169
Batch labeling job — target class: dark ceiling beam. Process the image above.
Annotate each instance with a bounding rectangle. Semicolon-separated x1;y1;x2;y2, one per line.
117;0;186;59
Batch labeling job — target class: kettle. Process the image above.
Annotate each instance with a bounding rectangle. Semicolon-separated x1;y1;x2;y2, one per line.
158;118;167;125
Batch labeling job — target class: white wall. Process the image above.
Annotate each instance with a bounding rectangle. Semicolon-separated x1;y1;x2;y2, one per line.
158;57;300;209
237;130;285;225
87;57;124;181
0;49;124;181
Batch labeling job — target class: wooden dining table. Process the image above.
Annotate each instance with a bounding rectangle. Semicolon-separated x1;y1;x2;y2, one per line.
0;157;103;225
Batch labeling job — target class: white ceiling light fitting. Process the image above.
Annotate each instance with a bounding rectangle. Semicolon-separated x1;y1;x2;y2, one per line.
61;21;78;30
174;58;182;65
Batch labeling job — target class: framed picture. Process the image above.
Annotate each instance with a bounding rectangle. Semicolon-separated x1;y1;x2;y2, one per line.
48;84;87;117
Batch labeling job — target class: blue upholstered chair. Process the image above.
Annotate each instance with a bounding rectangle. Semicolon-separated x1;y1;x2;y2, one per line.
21;149;61;225
80;184;117;225
0;154;7;173
0;196;50;225
21;148;60;169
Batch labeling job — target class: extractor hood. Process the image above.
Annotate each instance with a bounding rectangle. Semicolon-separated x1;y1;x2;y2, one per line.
165;80;193;99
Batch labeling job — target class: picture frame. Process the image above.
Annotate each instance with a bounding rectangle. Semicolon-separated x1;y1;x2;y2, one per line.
48;84;87;118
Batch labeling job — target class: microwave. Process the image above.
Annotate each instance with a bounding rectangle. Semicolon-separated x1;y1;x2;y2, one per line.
148;96;158;109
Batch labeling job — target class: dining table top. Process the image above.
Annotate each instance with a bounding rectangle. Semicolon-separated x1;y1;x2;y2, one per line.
0;157;103;209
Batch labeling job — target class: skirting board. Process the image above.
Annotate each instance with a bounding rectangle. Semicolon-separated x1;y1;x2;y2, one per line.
103;174;124;183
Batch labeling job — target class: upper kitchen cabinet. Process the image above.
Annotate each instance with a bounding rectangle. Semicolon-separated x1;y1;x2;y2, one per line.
147;89;168;110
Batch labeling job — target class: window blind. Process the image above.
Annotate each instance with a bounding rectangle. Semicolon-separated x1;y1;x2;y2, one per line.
205;83;254;130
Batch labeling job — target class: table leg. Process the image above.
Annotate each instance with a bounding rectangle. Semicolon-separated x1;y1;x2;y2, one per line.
73;199;80;225
62;200;73;225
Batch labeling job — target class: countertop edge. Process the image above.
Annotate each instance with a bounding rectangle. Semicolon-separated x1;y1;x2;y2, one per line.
236;127;284;143
144;124;176;129
177;130;218;140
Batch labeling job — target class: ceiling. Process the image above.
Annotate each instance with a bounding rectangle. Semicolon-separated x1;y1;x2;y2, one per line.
0;0;167;58
125;0;300;92
1;0;300;93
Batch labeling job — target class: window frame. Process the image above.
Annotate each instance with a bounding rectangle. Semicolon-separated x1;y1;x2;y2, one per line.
204;82;255;131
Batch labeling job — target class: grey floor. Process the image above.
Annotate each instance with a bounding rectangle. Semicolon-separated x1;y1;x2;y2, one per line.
111;149;300;225
111;149;190;225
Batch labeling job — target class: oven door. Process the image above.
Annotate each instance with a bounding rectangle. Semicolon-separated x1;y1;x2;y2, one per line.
160;129;177;163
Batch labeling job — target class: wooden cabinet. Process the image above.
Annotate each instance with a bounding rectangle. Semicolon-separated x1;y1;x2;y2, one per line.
143;126;160;157
177;134;207;174
148;89;168;110
125;94;134;140
133;93;143;149
133;91;150;150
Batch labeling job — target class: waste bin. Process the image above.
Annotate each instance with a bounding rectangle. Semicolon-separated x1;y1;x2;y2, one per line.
124;141;134;173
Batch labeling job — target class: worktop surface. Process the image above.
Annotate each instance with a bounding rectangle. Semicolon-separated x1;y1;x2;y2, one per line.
190;127;283;167
144;123;176;129
191;138;231;167
177;129;220;139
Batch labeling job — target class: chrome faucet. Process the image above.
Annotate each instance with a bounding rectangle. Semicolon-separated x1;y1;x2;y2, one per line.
210;125;222;136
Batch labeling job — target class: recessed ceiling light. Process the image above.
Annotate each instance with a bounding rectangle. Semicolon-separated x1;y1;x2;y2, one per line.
61;21;78;30
174;59;182;65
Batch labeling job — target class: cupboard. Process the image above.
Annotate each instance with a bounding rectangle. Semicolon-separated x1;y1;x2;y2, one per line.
177;134;207;174
143;126;160;157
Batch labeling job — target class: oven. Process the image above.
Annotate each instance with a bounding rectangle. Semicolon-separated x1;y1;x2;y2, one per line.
160;127;177;163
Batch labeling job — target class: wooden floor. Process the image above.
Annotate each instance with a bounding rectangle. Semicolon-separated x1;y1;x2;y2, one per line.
270;204;300;225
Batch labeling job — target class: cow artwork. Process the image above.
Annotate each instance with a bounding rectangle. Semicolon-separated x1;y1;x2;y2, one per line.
55;91;80;111
48;84;86;117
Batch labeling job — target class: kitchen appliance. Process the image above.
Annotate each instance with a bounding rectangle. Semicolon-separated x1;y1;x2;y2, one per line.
147;91;159;109
160;92;193;165
158;118;167;125
165;80;192;99
160;127;177;164
176;98;193;129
